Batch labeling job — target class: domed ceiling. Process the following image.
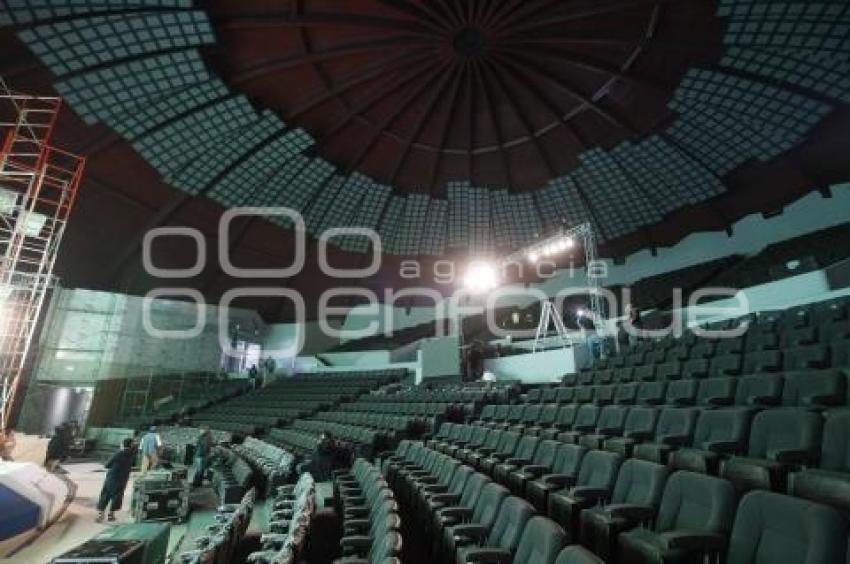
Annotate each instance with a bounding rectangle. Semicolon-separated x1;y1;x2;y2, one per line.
1;0;849;318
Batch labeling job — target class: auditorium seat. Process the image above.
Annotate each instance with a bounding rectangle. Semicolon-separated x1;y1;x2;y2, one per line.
452;496;536;564
696;377;737;407
547;450;623;538
554;546;604;564
493;435;540;485
709;354;743;377
720;408;822;494
603;407;659;457
636;381;666;406
457;515;567;564
735;374;783;406
506;439;562;496
614;383;639;405
525;404;559;436
656;361;682;381
781;369;847;408
479;431;521;473
725;491;846;564
743;350;782;373
632;408;698;464
788;409;850;519
558;405;600;443
579;406;630;450
617;472;735;564
542;405;579;439
438;484;513;560
668;407;752;474
682;358;710;379
664;379;698;406
526;444;588;512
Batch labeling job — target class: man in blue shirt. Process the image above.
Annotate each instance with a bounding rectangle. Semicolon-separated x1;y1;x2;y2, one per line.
138;426;160;475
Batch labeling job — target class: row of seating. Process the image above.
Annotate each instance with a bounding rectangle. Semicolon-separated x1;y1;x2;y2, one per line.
232;437;295;498
210;447;254;504
520;369;847;413
248;473;316;564
180;488;256;564
156;425;232;465
384;441;848;563
333;459;403;563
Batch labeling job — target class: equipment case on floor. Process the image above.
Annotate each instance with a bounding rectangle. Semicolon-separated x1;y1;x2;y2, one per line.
131;472;189;523
94;523;169;564
51;540;145;564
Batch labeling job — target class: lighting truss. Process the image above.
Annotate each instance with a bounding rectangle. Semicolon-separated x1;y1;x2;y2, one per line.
0;77;85;433
500;222;606;332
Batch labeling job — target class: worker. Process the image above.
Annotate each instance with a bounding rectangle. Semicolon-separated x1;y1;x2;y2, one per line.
192;426;213;487
44;426;64;472
96;438;134;523
0;429;16;461
138;426;160;475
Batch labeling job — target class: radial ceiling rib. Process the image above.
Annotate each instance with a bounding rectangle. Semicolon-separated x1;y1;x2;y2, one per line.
474;62;514;188
426;67;465;195
499;49;638;135
231;37;432;86
346;62;449;174
373;0;451;34
479;0;519;29
287;49;434;119
387;60;459;187
488;0;563;36
509;0;680;36
490;51;587;151
315;58;445;146
480;57;557;178
214;10;435;36
432;0;466;28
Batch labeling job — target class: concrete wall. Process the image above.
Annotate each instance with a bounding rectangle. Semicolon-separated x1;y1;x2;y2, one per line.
483;346;588;383
418;336;461;382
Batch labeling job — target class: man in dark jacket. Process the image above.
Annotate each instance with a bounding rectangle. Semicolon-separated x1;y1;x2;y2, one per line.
44;426;64;471
96;438;135;522
192;426;213;487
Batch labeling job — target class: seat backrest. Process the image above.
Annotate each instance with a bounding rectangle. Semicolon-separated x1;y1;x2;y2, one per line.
480;405;496;420
746;408;822;459
657;361;682;381
692;408;752;450
532;440;560;468
511;516;568;564
726;491;847;564
743;350;783;374
552;444;588;476
486;495;536;553
573;404;600;429
710;354;743;377
820;409;850;471
469;426;490;446
497;432;521;455
634;365;656;382
471;482;510;527
522;405;542;423
623;407;658;435
781;369;847;407
538;405;559;426
665;379;698;405
575;450;622;489
596;405;629;432
507;405;526;423
614;367;634;383
555;404;579;426
553;546;604;564
735;374;783;406
482;430;504;450
697;377;737;406
653;408;698;441
448;465;474;496
514;435;540;461
494;404;511;420
611;458;668;506
637;381;666;404
655;471;735;533
459;471;491;509
683;358;710;379
783;344;829;371
614;383;638;404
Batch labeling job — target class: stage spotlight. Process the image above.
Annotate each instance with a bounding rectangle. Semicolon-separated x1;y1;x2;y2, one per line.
463;261;500;293
564;236;575;248
528;251;538;263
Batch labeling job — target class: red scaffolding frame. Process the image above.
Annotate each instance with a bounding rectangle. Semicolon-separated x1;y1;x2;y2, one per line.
0;79;85;433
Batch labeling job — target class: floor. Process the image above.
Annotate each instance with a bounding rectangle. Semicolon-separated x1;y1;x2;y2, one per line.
5;462;271;563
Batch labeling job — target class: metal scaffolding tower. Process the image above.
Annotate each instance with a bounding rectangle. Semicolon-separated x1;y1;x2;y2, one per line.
0;79;85;433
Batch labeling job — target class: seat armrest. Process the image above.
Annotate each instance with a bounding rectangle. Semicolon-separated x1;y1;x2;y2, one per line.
429;493;461;504
452;524;490;544
569;486;610;504
748;395;779;406
603;503;656;522
703;440;740;455
519;464;548;477
422;484;449;494
623;430;652;441
476;447;497;455
343;519;370;533
803;394;842;407
659;434;689;446
768;449;816;465
542;473;576;488
416;476;439;485
504;457;531;466
438;506;472;519
659;531;727;552
459;548;513;564
340;535;372;550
